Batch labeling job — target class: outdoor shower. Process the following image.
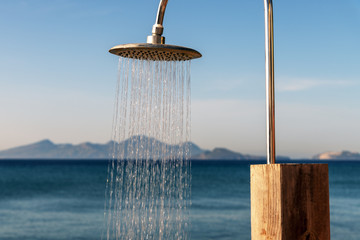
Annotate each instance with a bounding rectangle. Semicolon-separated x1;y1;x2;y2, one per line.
107;0;330;239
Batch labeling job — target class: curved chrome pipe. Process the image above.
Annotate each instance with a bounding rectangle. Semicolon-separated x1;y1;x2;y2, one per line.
155;0;168;26
147;0;169;44
264;0;276;164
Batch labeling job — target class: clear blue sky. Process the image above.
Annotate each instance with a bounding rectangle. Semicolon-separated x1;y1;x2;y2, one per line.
0;0;359;158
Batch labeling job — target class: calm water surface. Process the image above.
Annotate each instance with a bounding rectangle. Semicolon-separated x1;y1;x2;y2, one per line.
0;160;359;239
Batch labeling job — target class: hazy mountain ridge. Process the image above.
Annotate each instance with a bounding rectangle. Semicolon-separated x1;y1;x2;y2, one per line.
2;138;358;160
0;139;113;159
0;136;267;160
0;136;204;159
193;147;263;160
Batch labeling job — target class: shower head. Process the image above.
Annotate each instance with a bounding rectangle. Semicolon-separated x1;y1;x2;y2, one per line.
109;43;201;61
109;0;201;61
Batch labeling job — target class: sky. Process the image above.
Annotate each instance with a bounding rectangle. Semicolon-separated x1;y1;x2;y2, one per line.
0;0;359;158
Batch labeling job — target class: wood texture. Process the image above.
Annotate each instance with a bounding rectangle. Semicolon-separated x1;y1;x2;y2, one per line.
250;164;330;240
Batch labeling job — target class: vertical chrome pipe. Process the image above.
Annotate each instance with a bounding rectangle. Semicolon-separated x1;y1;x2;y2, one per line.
264;0;276;164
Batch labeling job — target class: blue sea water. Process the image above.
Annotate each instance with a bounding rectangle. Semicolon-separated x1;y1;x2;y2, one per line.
0;160;359;240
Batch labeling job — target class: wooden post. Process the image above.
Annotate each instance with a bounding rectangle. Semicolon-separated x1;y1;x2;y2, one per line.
250;164;330;240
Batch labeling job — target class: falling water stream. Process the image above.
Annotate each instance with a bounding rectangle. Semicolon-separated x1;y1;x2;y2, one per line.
102;57;192;240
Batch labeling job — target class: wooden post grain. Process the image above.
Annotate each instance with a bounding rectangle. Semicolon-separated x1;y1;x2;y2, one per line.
250;164;330;240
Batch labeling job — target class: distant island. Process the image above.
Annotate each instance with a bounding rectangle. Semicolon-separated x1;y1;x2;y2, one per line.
0;137;359;160
313;151;360;160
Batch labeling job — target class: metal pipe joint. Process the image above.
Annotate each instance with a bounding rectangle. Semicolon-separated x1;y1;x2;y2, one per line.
147;24;165;44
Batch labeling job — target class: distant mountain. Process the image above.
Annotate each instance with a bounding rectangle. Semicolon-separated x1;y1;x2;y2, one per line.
313;150;360;160
0;136;205;159
193;148;263;160
0;136;279;160
0;139;113;159
192;148;291;161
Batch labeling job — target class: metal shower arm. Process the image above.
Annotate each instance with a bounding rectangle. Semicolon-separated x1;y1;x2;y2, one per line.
147;0;169;44
155;0;168;26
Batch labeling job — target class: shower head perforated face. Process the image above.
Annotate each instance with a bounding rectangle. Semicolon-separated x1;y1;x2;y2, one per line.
109;43;202;61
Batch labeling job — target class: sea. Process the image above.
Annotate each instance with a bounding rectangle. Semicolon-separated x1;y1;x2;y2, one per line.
0;160;359;240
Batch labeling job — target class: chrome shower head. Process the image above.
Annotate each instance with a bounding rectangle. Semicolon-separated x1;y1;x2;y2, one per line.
109;43;201;61
109;0;201;61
